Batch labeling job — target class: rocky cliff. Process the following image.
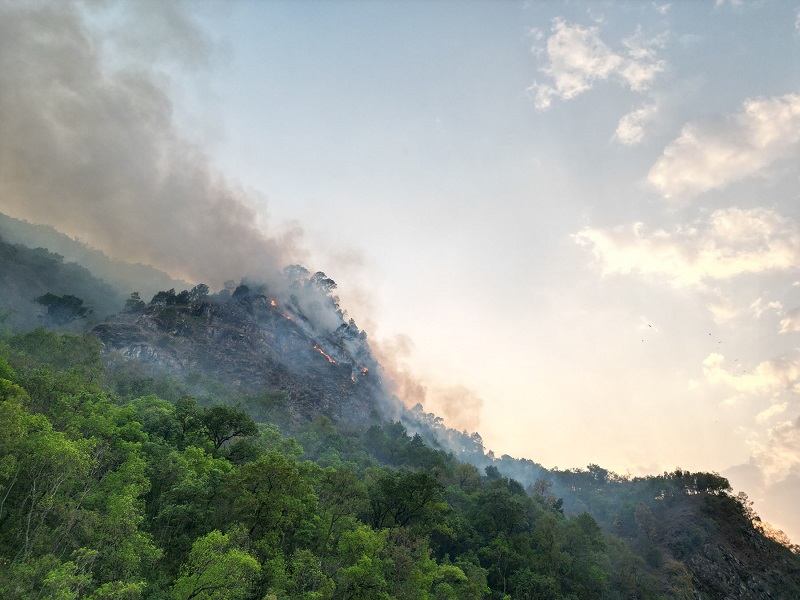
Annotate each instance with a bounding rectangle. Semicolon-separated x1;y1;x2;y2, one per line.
93;290;396;425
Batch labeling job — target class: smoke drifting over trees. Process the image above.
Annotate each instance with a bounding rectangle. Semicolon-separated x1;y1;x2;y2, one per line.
0;1;298;288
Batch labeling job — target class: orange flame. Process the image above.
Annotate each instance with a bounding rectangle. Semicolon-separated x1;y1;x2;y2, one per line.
313;345;336;364
269;299;292;320
361;368;369;376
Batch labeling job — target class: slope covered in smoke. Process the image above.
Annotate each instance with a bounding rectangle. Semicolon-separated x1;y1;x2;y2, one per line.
92;275;393;426
0;212;187;301
89;287;800;598
0;235;124;331
1;235;799;596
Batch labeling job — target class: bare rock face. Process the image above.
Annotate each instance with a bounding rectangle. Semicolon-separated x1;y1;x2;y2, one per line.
93;293;394;424
657;494;800;599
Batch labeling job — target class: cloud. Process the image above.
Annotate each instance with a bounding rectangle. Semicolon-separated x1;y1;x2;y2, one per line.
707;296;739;324
750;417;800;483
0;2;300;288
751;297;784;318
654;3;672;15
614;102;658;145
783;307;800;333
575;207;800;288
648;93;800;201
756;402;788;423
725;459;800;545
703;352;800;400
529;20;665;110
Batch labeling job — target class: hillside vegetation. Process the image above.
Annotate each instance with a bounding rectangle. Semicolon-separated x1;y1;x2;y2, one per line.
2;327;799;598
0;238;798;598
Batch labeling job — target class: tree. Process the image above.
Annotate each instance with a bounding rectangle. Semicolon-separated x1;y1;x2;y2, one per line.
333;525;390;600
150;289;176;305
124;292;146;313
452;463;481;493
229;452;317;549
189;284;210;302
283;265;310;287
34;293;92;325
174;396;203;445
368;469;444;529
317;468;368;559
200;405;258;451
171;529;261;600
484;465;501;480
0;385;94;562
309;271;337;294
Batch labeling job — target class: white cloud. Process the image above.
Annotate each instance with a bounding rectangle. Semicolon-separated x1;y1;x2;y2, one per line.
654;3;672;16
726;460;800;544
750;417;800;483
751;297;784;318
780;307;800;333
756;402;788;423
708;295;739;324
529;20;665;110
614;102;658;145
703;352;800;398
648;93;800;201
575;207;800;288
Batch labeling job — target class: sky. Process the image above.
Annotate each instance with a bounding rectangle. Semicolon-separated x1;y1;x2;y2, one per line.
2;0;800;542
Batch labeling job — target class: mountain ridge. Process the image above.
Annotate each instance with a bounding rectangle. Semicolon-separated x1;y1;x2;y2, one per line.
0;231;798;598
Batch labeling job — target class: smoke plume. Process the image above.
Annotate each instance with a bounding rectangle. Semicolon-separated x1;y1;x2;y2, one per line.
0;0;487;439
372;334;484;433
0;1;299;289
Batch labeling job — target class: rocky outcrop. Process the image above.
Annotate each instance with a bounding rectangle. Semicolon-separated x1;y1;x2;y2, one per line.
92;294;392;424
658;494;800;598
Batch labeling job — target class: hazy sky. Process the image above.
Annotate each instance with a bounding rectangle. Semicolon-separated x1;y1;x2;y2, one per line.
3;0;800;542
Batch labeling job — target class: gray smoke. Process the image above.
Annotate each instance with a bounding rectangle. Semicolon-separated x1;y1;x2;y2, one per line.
372;334;485;433
0;0;299;289
0;0;490;442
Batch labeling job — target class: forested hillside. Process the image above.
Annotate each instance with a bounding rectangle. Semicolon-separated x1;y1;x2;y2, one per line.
1;238;799;598
0;236;124;331
0;214;186;301
1;328;799;598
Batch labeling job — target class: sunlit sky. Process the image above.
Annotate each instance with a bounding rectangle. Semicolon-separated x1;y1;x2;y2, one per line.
2;0;800;541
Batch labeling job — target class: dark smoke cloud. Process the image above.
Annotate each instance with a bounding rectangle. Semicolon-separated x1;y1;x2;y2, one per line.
0;0;300;288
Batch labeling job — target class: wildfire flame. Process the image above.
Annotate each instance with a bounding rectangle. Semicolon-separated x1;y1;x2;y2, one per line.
269;298;292;320
361;368;369;376
313;345;336;364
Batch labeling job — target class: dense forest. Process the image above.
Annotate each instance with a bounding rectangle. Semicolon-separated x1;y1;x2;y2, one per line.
1;327;798;599
1;232;799;598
